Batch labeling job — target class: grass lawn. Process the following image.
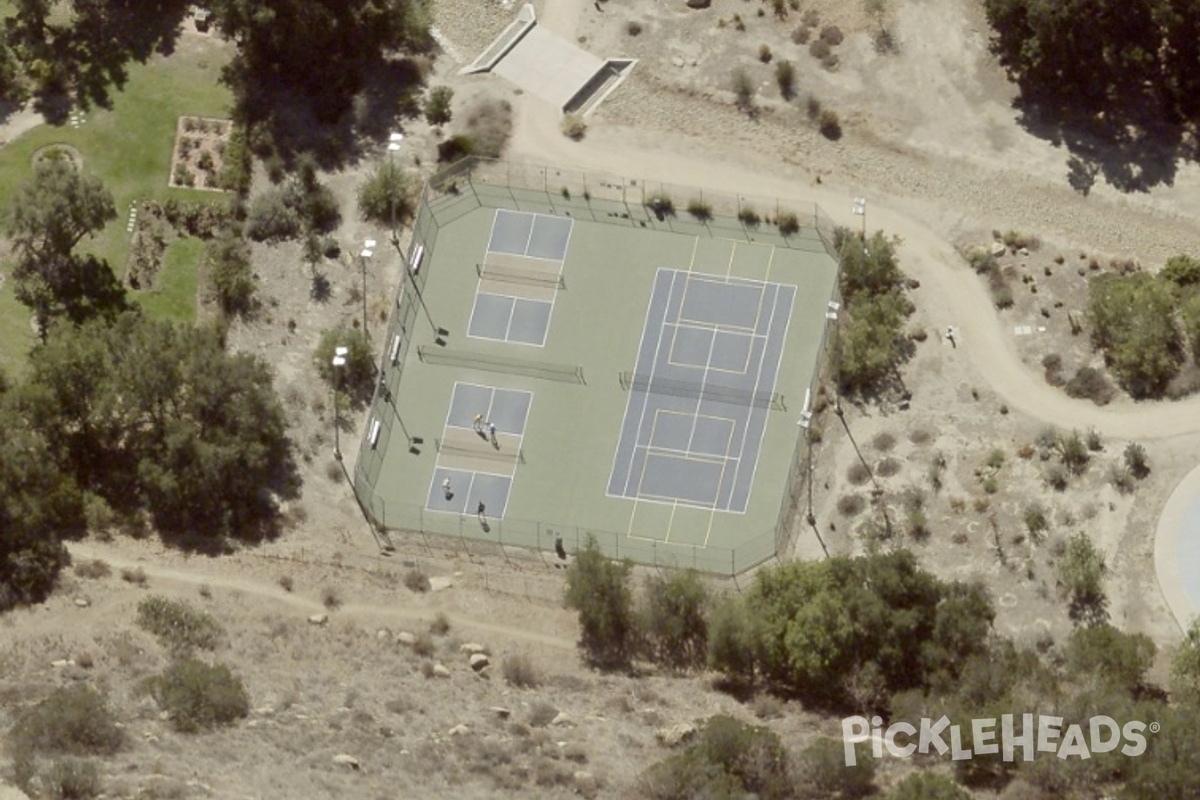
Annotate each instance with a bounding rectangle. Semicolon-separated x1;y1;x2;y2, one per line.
0;33;234;372
135;237;203;324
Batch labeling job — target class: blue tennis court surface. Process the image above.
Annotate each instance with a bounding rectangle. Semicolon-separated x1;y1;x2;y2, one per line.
488;209;573;260
607;269;796;512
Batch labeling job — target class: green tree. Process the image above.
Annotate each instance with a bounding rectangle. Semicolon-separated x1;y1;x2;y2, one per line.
20;314;297;540
707;595;759;687
1161;254;1200;288
1120;702;1200;800
640;715;792;800
1170;617;1200;694
0;404;85;611
889;771;970;800
1065;623;1155;695
424;85;453;125
4;159;124;336
838;290;908;392
314;326;375;401
1178;289;1200;360
1086;273;1180;396
564;536;637;670
211;0;430;122
840;232;904;302
638;570;710;670
1058;532;1107;626
357;159;415;233
796;737;876;799
204;230;256;316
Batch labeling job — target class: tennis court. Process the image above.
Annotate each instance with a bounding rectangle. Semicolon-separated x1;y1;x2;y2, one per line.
469;210;573;347
355;168;840;573
607;269;795;513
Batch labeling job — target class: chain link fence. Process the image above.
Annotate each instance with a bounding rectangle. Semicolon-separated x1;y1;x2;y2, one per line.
353;157;839;575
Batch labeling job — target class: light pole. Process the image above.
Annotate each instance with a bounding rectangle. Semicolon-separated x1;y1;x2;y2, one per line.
387;132;403;251
331;346;348;461
360;239;374;337
852;197;867;242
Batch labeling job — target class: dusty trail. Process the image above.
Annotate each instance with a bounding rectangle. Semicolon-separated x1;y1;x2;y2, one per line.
510;5;1200;442
67;541;577;652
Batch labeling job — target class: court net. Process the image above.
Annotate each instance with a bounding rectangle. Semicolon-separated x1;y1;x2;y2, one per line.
619;371;785;410
435;438;525;464
476;261;565;289
418;346;586;384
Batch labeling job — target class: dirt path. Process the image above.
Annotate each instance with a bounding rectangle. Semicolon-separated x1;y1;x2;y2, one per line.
67;541;578;651
507;27;1200;442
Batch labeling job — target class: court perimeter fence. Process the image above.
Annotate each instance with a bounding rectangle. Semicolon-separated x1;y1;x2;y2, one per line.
352;156;838;576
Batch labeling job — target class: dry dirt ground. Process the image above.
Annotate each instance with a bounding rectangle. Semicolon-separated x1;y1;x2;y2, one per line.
5;0;1200;797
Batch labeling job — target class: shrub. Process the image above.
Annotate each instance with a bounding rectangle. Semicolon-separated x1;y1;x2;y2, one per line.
412;631;435;657
805;94;822;120
560;112;587;140
565;537;636;669
357;160;415;229
73;559;111;580
136;596;223;652
738;206;761;227
1124;442;1149;478
321;586;341;610
820;25;845;45
1065;366;1115;405
502;653;541;688
797;737;874;800
430;612;451;635
626;20;642;36
1086;428;1103;451
1045;462;1069;491
872;431;897;452
641;715;791;800
10;685;125;756
1108;464;1135;494
528;702;558;727
141;659;249;733
437;133;475;164
1059;430;1089;474
277;575;294;592
707;597;758;687
205;231;255;316
404;569;431;593
1024;502;1049;537
838;494;866;516
777;211;800;236
758;44;773;63
646;194;675;218
775;59;796;98
876;457;901;477
731;67;755;110
817;109;842;139
809;39;831;60
686;199;713;221
120;567;147;586
847;462;872;485
424;85;454;125
43;757;101;800
791;25;812;44
245;187;301;242
314;326;374;400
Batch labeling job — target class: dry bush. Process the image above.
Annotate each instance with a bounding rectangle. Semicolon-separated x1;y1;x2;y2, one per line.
563;742;589;763
140;658;249;733
876;457;902;478
9;685;125;756
817;109;842;139
909;428;932;445
430;612;451;635
872;431;897;452
321;586;341;610
752;694;783;719
502;653;541;688
120;567;147;587
837;495;866;516
560;113;587;141
135;596;223;652
413;631;436;658
73;559;111;580
277;575;294;592
847;463;872;485
1065;366;1115;405
820;25;844;45
463;98;513;159
404;569;431;593
528;702;558;728
1017;443;1036;459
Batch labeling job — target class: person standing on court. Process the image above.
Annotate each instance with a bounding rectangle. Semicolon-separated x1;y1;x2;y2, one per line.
488;421;498;448
473;413;484;433
443;477;453;500
477;500;486;519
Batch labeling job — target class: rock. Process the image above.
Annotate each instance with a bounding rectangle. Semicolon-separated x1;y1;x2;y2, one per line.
50;659;73;668
396;631;416;645
73;597;90;608
308;613;328;626
448;724;470;736
460;642;486;655
551;711;574;727
432;663;451;678
333;754;360;770
686;0;711;8
656;722;697;747
990;241;1006;257
254;706;275;717
490;706;512;719
376;629;389;640
428;576;453;592
469;653;490;671
1018;246;1030;257
672;56;684;67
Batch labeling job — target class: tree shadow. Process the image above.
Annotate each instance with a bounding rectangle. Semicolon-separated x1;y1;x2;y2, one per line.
310;272;332;303
1013;93;1193;195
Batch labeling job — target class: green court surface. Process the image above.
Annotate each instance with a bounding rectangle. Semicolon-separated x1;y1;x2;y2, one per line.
355;170;839;574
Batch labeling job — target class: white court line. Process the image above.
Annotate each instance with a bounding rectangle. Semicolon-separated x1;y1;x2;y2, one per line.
643;441;735;465
669;319;770;338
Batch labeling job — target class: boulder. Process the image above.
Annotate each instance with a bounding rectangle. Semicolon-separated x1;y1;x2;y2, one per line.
333;754;360;770
490;707;512;719
308;613;328;626
448;724;470;736
574;771;598;798
429;576;453;592
459;642;486;655
73;598;90;608
990;241;1006;257
469;654;490;672
686;0;711;8
432;663;451;678
396;631;416;646
551;711;575;727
